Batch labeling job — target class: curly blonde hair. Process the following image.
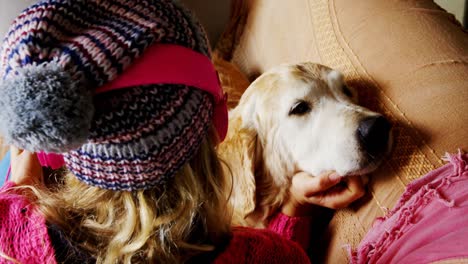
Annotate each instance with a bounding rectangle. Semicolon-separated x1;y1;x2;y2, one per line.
28;127;232;263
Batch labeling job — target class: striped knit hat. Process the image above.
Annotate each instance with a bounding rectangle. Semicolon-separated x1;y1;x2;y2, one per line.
0;0;227;190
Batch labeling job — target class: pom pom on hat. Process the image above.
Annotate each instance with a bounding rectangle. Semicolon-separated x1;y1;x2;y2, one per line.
0;61;94;153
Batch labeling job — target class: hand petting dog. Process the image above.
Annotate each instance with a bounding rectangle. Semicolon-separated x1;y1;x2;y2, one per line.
282;172;365;217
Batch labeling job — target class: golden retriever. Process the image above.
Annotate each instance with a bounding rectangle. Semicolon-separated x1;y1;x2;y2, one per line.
217;62;391;227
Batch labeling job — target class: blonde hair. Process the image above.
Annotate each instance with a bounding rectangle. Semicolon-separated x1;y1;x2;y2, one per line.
28;127;232;263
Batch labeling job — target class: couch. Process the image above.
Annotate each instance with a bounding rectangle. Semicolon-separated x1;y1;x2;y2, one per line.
0;0;467;262
214;0;467;262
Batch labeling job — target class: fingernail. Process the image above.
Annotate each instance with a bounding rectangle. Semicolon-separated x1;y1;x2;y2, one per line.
329;173;342;182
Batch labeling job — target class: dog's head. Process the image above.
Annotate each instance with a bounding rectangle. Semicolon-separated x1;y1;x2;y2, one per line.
224;62;391;226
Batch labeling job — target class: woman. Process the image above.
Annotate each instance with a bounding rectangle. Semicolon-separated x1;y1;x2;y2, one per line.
0;0;364;263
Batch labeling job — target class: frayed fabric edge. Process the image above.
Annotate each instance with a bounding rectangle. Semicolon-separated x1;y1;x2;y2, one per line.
349;150;468;264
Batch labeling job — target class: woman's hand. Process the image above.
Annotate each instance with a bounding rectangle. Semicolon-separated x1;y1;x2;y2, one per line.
9;146;44;186
282;171;365;217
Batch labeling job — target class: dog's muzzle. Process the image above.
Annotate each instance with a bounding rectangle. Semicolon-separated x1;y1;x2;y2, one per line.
357;115;392;158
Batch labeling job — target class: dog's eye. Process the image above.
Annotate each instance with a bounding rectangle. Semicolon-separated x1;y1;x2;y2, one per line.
289;101;311;116
342;85;353;98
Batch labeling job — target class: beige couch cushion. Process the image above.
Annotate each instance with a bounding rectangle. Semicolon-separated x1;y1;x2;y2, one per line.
221;0;468;262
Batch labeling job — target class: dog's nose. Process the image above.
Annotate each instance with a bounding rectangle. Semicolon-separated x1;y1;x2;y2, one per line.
358;115;391;157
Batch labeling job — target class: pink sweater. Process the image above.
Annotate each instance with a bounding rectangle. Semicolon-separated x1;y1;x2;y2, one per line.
0;182;56;264
351;153;468;263
0;182;311;263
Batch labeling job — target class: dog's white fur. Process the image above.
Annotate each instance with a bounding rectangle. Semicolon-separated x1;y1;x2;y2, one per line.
217;63;389;227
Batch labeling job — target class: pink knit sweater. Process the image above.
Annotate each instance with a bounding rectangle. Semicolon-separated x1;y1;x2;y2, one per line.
0;182;56;264
0;182;311;263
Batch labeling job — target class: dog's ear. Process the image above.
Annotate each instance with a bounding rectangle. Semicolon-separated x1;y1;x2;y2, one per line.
238;89;259;131
218;97;260;226
221;75;286;227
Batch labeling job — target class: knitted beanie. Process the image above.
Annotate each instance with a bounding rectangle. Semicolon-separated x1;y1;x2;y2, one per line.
0;0;227;190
